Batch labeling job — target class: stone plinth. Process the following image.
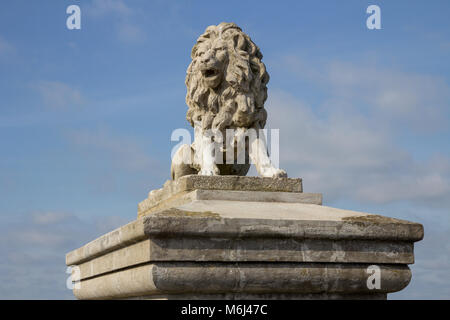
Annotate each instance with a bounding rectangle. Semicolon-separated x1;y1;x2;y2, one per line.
66;175;423;300
137;175;311;217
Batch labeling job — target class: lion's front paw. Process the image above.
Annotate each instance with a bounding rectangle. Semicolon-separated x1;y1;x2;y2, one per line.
198;166;220;176
262;168;287;178
273;169;287;178
272;168;287;178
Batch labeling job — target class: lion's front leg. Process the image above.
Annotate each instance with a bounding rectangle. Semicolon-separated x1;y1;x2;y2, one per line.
198;134;220;176
194;123;220;176
249;131;287;178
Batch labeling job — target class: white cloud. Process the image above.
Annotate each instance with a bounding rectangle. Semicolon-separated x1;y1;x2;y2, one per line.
0;36;13;52
266;88;450;206
267;56;450;206
67;126;155;172
354;155;450;204
95;215;131;234
34;81;84;110
441;41;450;51
87;0;132;17
327;62;449;132
16;230;68;247
117;23;146;44
391;219;450;299
32;212;73;225
86;0;146;44
279;56;450;132
0;211;130;299
0;36;14;59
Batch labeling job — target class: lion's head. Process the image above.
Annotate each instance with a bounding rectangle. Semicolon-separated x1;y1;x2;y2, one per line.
185;22;269;131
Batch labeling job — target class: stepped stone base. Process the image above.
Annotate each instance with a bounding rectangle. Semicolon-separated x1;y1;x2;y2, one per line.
66;175;423;300
137;175;314;217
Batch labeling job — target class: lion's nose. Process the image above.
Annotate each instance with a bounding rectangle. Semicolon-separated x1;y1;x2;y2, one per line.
201;52;213;64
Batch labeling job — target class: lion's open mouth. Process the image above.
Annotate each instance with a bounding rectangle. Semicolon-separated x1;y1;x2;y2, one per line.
202;68;219;78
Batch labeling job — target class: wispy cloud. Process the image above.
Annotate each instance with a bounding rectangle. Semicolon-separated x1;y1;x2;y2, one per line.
267;79;450;207
279;56;450;132
117;23;146;44
67;126;155;172
32;212;74;225
86;0;146;44
95;215;131;235
0;211;130;299
0;35;14;59
34;81;85;110
87;0;132;17
391;217;450;299
327;62;449;132
268;56;450;207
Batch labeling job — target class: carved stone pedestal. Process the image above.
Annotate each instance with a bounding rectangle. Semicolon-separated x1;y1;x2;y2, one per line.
66;175;423;300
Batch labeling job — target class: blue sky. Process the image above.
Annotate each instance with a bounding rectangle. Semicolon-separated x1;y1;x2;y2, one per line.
0;0;449;299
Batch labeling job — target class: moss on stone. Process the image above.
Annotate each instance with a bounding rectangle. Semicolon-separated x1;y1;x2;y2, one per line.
156;208;221;219
342;214;405;225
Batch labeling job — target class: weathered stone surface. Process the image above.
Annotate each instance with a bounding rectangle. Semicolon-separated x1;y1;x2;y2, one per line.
72;262;411;300
144;201;424;241
138;189;322;218
74;237;414;281
128;293;388;300
138;175;305;217
170;173;301;193
66;218;145;266
68;200;423;267
68;195;423;300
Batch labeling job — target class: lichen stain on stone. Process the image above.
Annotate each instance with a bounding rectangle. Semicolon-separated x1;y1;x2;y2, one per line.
156;208;221;219
342;214;402;226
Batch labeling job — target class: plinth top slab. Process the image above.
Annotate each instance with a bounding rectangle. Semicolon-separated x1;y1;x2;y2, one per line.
138;175;304;217
152;175;302;198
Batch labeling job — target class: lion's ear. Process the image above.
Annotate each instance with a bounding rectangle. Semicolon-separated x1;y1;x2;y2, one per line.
233;34;248;54
233;34;260;59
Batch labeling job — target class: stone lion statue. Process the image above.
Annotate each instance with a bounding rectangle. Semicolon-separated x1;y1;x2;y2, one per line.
171;22;287;180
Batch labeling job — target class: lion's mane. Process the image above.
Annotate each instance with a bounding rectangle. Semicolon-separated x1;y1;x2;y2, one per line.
185;22;269;131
